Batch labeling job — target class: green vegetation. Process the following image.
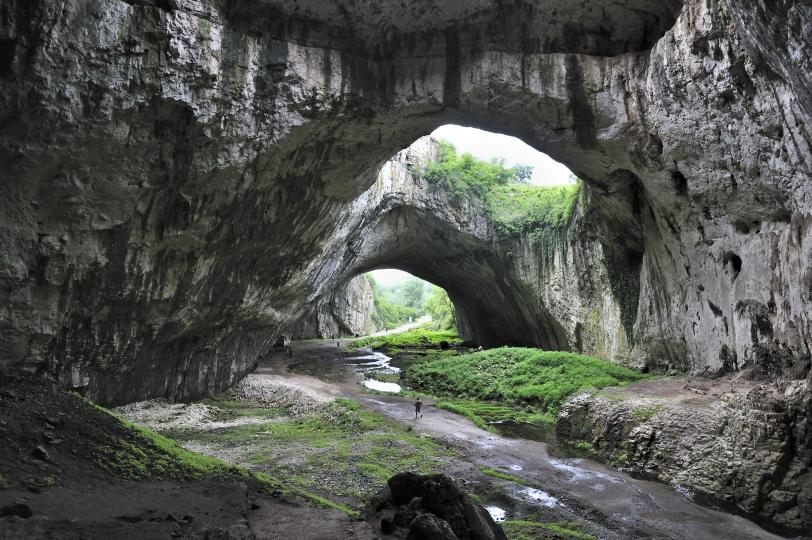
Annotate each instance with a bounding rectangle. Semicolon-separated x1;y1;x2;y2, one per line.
631;404;663;422
423;286;456;331
607;452;629;468
417;140;532;197
569;440;595;454
0;472;7;489
502;520;596;540
366;274;457;332
351;327;462;351
406;348;648;427
484;183;580;238
413;140;580;240
95;411;246;481
479;467;530;486
433;398;554;432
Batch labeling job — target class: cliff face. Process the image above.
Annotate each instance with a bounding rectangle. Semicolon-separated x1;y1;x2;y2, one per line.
0;0;810;405
288;275;380;339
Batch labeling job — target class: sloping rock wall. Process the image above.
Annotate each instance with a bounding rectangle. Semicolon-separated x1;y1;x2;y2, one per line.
0;0;809;405
287;275;380;339
557;379;812;532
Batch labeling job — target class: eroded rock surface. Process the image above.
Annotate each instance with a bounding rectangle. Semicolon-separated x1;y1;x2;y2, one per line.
557;378;812;533
288;275;381;339
0;0;809;408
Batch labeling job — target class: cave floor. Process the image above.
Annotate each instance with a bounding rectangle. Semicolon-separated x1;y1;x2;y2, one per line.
254;340;784;540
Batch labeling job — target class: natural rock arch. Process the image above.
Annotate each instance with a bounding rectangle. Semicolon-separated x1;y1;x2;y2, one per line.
0;0;809;407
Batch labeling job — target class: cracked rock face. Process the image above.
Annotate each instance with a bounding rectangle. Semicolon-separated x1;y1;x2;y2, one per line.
288;275;381;339
556;380;812;532
0;0;810;408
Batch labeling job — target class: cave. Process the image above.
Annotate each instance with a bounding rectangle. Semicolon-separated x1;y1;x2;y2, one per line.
0;0;810;537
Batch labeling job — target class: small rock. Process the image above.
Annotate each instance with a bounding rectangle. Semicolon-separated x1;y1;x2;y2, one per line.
32;445;50;461
1;503;32;519
250;502;260;510
381;517;397;534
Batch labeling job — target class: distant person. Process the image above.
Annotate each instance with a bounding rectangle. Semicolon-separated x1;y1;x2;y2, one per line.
286;348;292;358
337;340;340;348
414;397;423;419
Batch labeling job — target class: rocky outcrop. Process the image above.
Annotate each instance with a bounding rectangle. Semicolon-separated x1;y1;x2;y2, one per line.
287;275;380;339
0;0;810;406
556;378;812;533
364;472;506;540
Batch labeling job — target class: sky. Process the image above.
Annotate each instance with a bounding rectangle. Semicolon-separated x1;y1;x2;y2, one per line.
430;124;575;187
370;126;575;286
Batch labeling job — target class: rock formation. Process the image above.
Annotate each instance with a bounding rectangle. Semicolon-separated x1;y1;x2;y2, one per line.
557;379;812;532
287;275;381;339
0;0;809;405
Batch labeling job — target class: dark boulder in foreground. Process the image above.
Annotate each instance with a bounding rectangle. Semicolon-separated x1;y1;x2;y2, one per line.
366;472;506;540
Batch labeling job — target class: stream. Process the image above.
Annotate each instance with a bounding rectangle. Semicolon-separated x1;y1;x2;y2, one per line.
270;340;784;540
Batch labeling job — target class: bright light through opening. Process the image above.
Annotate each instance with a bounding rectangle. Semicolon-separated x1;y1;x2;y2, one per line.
431;125;575;187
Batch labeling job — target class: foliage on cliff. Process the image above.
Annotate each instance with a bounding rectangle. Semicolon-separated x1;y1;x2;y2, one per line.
414;141;580;239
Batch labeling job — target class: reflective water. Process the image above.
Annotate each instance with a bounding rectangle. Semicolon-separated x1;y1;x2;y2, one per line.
484;505;506;522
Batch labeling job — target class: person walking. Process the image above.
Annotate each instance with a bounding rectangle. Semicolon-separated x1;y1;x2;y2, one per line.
414;397;423;419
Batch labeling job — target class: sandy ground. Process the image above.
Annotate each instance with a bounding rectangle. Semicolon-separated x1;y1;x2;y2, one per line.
257;340;786;540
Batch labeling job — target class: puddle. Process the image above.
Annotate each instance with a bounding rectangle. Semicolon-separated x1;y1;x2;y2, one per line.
510;464;523;471
489;419;556;445
484;506;506;522
514;487;559;508
361;379;402;393
548;457;622;484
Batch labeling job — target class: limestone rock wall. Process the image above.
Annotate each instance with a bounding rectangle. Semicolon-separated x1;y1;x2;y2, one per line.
556;380;812;532
0;0;809;406
287;275;380;339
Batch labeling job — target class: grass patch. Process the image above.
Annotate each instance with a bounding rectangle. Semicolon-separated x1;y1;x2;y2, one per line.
406;348;648;418
502;520;596;540
351;327;462;351
631;404;663;422
433;398;554;432
479;467;530;486
164;397;452;509
95;412;248;481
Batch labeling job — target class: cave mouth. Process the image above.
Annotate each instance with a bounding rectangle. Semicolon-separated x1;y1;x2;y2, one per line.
363;269;457;336
327;125;580;351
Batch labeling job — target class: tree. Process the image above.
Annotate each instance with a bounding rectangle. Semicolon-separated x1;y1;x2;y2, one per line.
424;286;456;330
400;278;427;310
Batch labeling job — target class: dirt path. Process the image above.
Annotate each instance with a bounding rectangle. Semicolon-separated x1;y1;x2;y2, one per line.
263;341;783;540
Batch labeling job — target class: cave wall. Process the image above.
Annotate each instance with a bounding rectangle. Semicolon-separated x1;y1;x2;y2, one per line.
0;0;809;404
287;275;380;339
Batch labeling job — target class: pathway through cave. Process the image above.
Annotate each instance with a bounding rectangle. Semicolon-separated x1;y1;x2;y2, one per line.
260;340;781;540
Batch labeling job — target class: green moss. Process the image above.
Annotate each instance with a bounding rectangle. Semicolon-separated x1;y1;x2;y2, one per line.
631;405;663;422
96;415;247;481
569;440;595;454
479;467;530;486
165;397;452;511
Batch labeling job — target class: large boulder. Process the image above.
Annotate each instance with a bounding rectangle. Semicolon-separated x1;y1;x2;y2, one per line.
365;472;506;540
